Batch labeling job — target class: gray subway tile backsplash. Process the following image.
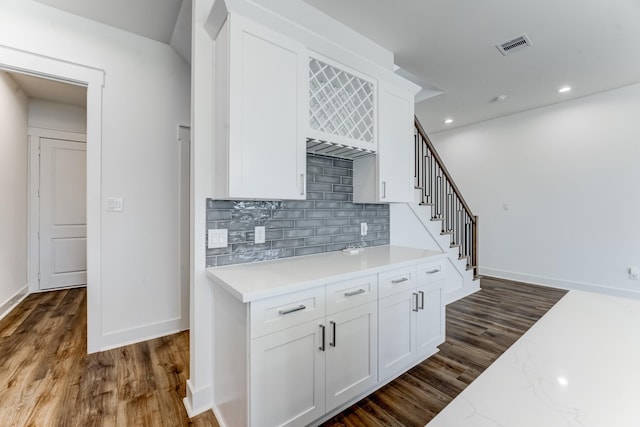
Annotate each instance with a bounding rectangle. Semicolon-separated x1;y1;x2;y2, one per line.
205;154;390;268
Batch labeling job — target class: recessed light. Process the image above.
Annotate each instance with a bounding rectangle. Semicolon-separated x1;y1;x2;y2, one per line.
444;118;453;124
558;86;572;93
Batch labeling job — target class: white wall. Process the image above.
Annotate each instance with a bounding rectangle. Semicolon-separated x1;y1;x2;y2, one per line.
29;99;87;133
0;1;191;348
428;83;640;297
0;71;29;317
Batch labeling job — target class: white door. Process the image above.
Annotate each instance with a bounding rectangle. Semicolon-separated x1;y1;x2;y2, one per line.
378;289;417;381
325;301;378;412
416;281;445;358
39;138;87;290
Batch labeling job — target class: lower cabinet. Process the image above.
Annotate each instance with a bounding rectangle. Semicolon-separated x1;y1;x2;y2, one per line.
251;320;326;427
213;257;445;427
379;264;446;381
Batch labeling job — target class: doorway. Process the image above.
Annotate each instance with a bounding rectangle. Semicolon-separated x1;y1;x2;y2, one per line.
0;45;105;352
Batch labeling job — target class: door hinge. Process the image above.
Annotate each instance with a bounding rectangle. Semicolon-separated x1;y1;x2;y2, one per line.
37;148;41;156
37;188;40;198
38;273;41;281
37;231;40;239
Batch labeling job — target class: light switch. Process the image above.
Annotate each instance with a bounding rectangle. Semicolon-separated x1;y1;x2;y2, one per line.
106;197;124;212
255;226;266;244
360;222;368;236
208;229;228;249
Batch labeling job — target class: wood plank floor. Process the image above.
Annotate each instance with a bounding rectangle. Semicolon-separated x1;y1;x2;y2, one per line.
0;288;218;427
320;277;567;426
0;277;566;426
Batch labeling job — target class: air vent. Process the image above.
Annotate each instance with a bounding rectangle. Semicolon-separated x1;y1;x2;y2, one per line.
496;34;532;56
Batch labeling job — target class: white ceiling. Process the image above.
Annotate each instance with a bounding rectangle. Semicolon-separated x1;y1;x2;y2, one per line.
26;0;640;134
303;0;640;133
11;72;87;107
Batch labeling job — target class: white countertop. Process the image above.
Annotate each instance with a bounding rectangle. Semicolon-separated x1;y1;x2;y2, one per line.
426;290;640;427
207;245;445;302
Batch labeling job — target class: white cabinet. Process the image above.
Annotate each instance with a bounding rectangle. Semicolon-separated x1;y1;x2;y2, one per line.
307;55;377;153
251;320;326;426
353;81;415;203
250;275;377;425
213;14;307;200
210;249;446;427
378;262;445;381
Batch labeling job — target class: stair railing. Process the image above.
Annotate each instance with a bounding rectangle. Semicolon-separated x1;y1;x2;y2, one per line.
414;117;478;277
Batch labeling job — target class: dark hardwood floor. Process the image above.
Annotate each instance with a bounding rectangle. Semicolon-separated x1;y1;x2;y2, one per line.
0;288;218;427
320;277;567;426
0;277;566;426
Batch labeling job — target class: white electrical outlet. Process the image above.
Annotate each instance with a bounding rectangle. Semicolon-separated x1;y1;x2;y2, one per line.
360;222;367;236
255;226;266;244
629;267;640;281
208;229;228;249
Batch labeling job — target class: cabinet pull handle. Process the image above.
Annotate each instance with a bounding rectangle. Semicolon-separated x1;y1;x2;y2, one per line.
413;293;419;312
319;324;325;351
425;269;440;275
278;304;305;315
382;181;387;199
299;173;305;195
330;320;336;347
344;289;365;297
419;291;425;310
391;277;408;284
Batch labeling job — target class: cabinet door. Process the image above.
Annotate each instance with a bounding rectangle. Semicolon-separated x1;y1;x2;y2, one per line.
377;82;415;202
378;289;417;381
416;281;445;359
228;15;307;200
325;301;378;411
251;320;325;426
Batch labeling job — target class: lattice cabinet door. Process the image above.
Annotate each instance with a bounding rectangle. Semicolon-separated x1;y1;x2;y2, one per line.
308;56;377;152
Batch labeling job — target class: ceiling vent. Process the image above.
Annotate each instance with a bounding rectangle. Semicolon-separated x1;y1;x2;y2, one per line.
496;34;532;56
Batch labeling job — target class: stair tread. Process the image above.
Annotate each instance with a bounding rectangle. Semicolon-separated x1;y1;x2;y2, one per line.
440;231;454;235
430;217;444;221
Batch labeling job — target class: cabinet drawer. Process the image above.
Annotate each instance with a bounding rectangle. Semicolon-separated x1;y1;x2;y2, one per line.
326;274;377;315
250;287;325;339
378;267;416;298
417;260;444;285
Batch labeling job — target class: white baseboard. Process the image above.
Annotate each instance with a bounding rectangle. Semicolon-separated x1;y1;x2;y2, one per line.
480;267;640;300
97;316;188;352
0;285;29;321
183;379;214;419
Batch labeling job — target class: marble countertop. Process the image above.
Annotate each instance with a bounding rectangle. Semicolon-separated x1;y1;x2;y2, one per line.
427;290;640;427
207;245;445;302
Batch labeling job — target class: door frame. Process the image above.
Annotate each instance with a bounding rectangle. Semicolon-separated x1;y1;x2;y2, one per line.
1;44;105;353
177;124;191;329
28;127;87;293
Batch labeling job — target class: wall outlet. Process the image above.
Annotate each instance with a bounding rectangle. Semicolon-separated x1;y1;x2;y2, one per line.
629;267;640;281
360;222;367;236
208;229;228;249
255;226;266;244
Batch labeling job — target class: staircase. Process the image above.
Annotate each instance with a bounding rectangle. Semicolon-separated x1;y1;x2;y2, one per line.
414;117;478;278
390;117;480;303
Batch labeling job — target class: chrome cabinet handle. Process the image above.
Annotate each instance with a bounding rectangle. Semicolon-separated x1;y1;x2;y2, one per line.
412;293;419;312
319;324;325;351
344;289;365;297
382;181;387;199
425;269;440;275
330;320;336;347
278;304;305;315
300;173;305;195
391;277;408;284
419;291;425;310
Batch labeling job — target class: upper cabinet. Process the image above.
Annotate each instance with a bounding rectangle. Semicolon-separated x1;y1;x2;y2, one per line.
212;14;307;200
209;6;420;201
353;81;416;203
307;55;377;153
